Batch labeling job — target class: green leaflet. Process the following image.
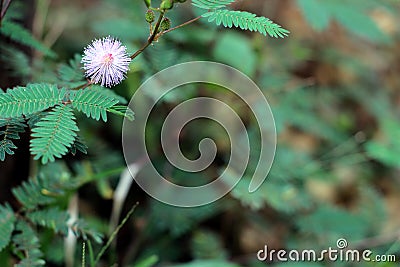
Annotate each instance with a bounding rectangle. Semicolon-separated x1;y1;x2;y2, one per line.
27;208;70;235
0;83;65;119
0;117;26;161
12;221;45;267
107;105;135;121
0;20;56;58
89;85;128;104
70;89;119;122
203;10;289;38
57;54;85;87
12;174;64;210
30;105;79;164
191;0;236;10
191;0;289;38
0;203;15;253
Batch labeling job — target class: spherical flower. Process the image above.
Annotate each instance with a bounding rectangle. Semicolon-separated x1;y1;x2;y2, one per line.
81;36;131;87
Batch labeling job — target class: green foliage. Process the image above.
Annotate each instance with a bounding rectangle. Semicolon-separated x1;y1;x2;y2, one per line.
231;175;312;212
192;0;289;37
71;219;104;244
0;45;31;79
69;135;89;156
0;20;56;57
0;83;130;162
191;230;227;260
0;204;15;253
0;83;65;119
1;0;398;266
12;169;77;210
147;201;220;237
0;117;26;160
12;221;45;267
4;167;103;265
134;255;159;267
296;0;390;42
70;89;119;122
26;207;70;235
191;0;235;9
296;205;369;241
365;118;400;168
107;105;135;121
203;9;290;38
213;32;256;76
89;85;128;104
57;54;85;87
30;105;79;164
167;260;240;267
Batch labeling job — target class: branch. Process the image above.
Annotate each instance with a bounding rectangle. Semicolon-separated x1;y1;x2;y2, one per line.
130;11;165;60
163;15;202;34
130;14;202;60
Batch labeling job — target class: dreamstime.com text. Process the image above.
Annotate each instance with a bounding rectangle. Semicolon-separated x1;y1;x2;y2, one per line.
257;238;397;263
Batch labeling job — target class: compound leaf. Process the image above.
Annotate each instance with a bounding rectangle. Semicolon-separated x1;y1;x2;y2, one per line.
30;105;79;164
0;203;15;253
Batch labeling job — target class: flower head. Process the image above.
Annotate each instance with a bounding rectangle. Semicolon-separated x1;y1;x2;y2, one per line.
81;36;131;87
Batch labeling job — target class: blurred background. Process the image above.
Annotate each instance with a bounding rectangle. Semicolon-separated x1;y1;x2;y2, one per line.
1;0;400;266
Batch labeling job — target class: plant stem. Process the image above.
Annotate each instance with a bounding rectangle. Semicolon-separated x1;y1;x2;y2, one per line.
129;14;202;60
93;202;139;266
72;80;93;91
130;11;165;60
0;0;12;23
163;15;202;34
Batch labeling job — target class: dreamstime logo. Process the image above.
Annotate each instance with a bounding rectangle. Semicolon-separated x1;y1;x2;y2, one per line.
122;61;276;207
257;238;397;263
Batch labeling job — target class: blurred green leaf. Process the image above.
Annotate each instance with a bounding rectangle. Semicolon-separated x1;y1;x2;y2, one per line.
213;32;257;76
297;0;391;43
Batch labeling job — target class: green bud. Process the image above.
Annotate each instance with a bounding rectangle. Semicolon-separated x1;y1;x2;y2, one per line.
160;0;174;10
144;0;151;8
160;17;171;31
145;10;155;23
173;0;187;3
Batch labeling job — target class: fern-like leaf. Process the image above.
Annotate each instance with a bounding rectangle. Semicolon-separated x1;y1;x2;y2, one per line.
57;54;85;87
71;219;103;244
12;221;45;267
203;9;289;38
69;135;88;156
0;203;15;253
30;105;79;164
70;89;119;122
0;20;55;58
191;0;236;10
0;44;31;79
12;170;78;210
0;117;26;161
27;207;70;235
0;83;65;119
12;177;57;210
89;85;128;104
107;105;135;121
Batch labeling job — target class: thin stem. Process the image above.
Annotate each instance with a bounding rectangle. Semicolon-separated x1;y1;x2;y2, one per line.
130;11;165;60
163;15;202;34
93;203;139;266
129;14;202;60
72;80;93;91
0;0;12;22
81;242;86;267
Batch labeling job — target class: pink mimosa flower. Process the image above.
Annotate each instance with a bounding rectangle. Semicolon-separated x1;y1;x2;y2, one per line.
81;36;131;87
